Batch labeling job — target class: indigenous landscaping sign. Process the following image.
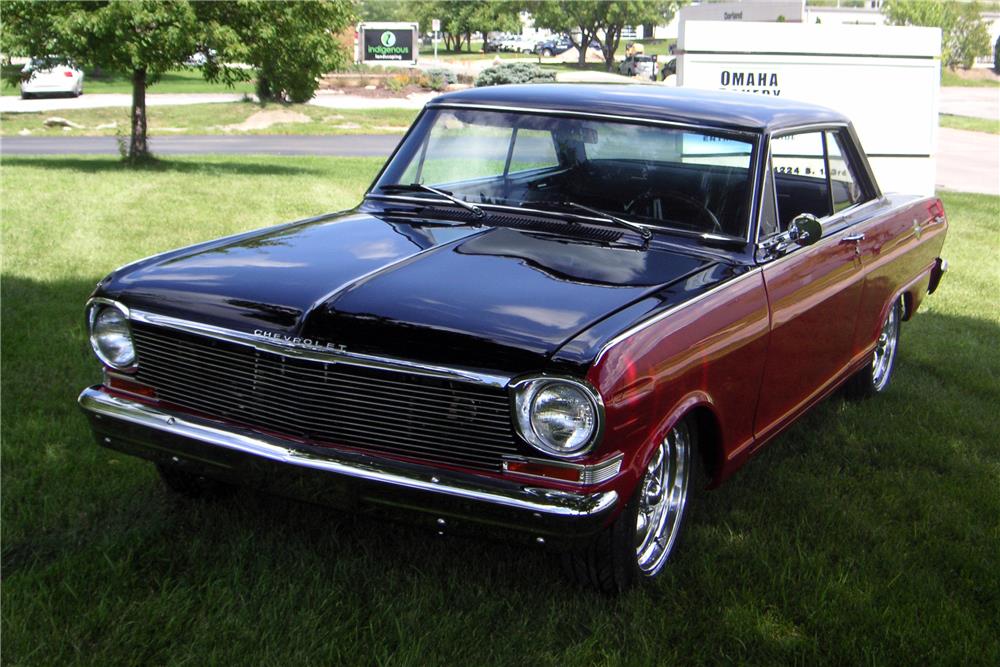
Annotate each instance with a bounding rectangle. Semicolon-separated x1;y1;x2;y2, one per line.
357;22;419;65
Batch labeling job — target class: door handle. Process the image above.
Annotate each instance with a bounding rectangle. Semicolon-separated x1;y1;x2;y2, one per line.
841;233;865;243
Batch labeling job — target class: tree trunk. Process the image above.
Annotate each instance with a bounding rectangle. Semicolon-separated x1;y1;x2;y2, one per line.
128;68;150;163
577;31;589;67
603;27;621;72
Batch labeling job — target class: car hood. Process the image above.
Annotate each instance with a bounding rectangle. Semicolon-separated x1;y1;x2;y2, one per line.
100;207;725;374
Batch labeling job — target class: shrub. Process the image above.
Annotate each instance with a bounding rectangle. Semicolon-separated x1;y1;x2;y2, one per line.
385;73;409;93
474;63;556;87
423;67;457;85
994;34;1000;73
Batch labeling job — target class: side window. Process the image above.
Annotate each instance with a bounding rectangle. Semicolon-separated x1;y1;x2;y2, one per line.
508;128;559;174
771;131;831;231
826;131;866;213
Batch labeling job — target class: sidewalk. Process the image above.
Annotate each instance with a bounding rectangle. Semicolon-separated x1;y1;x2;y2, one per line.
939;87;999;120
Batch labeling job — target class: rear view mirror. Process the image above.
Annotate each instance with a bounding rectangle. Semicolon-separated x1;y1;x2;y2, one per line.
789;214;822;246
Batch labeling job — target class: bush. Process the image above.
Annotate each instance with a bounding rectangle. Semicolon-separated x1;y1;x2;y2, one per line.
423;67;456;85
993;34;1000;73
474;63;556;87
384;73;410;94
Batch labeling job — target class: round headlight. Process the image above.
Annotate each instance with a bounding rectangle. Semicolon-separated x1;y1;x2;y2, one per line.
89;302;135;369
514;378;602;457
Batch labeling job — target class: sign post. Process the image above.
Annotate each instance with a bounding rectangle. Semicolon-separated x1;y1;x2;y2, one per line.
356;22;420;67
432;19;440;60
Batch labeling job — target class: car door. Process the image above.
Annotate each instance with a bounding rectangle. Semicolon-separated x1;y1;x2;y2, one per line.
753;129;868;439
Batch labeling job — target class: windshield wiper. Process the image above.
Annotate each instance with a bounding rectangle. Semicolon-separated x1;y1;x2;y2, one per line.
377;183;486;219
555;201;653;241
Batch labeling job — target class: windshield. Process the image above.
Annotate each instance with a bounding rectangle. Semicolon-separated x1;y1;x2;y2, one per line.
373;108;757;239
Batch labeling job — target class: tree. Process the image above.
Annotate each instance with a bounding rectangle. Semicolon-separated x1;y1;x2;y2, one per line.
530;1;604;67
412;0;521;53
199;1;354;103
0;0;353;163
531;1;681;70
884;0;991;69
599;1;679;71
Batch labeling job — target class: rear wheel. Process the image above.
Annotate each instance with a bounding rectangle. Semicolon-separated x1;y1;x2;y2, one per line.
542;48;553;57
563;418;700;593
846;297;902;399
157;463;236;500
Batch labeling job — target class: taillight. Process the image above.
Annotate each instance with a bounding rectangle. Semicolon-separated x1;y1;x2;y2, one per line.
64;71;74;77
930;199;945;220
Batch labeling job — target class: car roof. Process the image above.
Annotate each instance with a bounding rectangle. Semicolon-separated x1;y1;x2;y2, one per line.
430;84;849;133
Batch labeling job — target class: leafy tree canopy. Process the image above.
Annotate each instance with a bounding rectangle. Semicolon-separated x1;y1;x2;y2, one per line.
1;0;353;162
529;1;680;69
884;0;991;69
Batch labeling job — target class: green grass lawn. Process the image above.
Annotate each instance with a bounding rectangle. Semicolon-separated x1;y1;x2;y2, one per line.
2;66;257;96
939;113;1000;135
940;67;1000;88
1;102;419;137
2;155;998;664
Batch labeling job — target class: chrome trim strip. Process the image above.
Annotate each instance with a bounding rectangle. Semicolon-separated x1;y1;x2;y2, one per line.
595;268;763;364
127;309;512;389
426;102;762;137
80;387;617;518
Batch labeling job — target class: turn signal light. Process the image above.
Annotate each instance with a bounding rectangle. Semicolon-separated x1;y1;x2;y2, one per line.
106;373;157;398
502;454;623;485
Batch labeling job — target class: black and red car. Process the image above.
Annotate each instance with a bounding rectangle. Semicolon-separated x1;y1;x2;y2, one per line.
80;85;948;592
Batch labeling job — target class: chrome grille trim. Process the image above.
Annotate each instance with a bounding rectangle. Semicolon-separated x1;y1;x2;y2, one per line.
129;309;512;388
129;321;520;472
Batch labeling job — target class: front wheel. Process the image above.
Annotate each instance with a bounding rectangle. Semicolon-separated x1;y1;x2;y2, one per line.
563;418;698;593
542;48;553;57
846;296;902;399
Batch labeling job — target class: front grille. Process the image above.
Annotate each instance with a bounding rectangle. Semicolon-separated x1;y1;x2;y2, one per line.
130;322;519;472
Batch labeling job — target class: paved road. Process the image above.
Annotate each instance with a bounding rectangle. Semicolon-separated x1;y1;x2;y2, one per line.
935;127;1000;195
2;128;996;196
939;87;999;120
0;134;404;156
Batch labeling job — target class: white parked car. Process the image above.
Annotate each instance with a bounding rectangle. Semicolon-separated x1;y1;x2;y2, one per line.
20;58;84;98
501;35;540;54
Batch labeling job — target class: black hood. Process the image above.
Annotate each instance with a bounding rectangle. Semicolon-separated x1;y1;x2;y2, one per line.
100;207;733;374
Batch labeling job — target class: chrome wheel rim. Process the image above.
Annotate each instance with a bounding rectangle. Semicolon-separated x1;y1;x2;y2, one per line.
635;421;691;576
872;300;900;391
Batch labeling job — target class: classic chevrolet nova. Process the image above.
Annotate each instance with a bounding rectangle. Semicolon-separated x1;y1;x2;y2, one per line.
80;85;948;592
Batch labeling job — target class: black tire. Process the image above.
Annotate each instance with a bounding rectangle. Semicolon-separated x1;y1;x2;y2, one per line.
542;48;553;57
562;417;704;594
157;463;236;500
845;297;902;400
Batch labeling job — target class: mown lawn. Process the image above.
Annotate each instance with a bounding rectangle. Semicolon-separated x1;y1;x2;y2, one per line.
1;67;257;96
1;102;419;137
939;113;1000;135
2;156;998;665
940;67;1000;88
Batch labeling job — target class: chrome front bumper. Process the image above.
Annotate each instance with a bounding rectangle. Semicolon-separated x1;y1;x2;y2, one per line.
78;387;618;542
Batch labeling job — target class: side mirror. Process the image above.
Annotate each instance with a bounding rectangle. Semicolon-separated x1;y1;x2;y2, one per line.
789;214;822;246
